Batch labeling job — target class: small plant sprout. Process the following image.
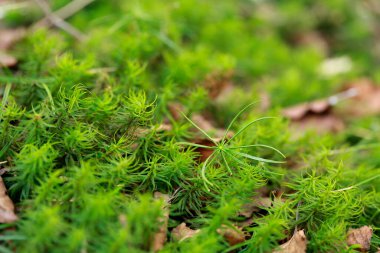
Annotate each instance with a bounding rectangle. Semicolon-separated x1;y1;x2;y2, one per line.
179;102;286;191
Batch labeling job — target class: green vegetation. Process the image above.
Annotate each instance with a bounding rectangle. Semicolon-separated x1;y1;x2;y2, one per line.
1;0;380;252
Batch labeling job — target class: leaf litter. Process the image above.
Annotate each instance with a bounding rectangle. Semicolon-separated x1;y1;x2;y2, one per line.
0;176;18;223
346;226;373;252
283;79;380;133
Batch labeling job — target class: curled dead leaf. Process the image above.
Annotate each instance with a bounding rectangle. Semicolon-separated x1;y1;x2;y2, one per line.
0;176;18;223
217;224;246;246
172;222;200;242
151;192;170;252
347;226;373;252
273;230;307;253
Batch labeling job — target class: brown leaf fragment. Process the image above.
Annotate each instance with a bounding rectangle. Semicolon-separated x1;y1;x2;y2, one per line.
237;217;254;228
0;52;17;67
0;28;26;50
238;197;272;218
194;138;215;162
151;192;170;252
172;222;200;242
341;79;380;117
347;226;373;252
217;225;246;246
282;100;330;120
283;98;345;133
291;114;345;134
273;230;307;253
0;176;18;223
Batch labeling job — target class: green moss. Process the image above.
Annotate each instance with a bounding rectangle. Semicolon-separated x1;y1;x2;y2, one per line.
0;0;380;252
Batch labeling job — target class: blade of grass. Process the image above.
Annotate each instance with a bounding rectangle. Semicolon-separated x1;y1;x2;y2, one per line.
176;142;214;149
201;152;217;191
221;151;232;175
229;144;286;158
334;174;380;192
227;117;276;143
222;101;258;141
181;112;216;145
231;150;285;164
224;150;250;167
1;83;12;111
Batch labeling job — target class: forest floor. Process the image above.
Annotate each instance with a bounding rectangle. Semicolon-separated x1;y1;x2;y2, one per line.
1;0;380;252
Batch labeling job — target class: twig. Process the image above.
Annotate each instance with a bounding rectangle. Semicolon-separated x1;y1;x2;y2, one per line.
32;0;86;41
34;0;94;28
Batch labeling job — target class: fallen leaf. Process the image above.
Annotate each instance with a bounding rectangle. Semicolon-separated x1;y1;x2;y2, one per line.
340;79;380;117
0;51;17;67
238;197;272;218
193;138;216;162
151;192;170;252
273;230;307;253
172;222;200;241
290;114;345;134
0;176;18;223
347;226;373;252
236;217;254;228
0;28;26;50
283;96;345;133
217;224;246;246
283;99;331;120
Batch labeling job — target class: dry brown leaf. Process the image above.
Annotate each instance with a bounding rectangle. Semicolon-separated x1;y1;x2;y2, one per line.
151;192;170;252
217;225;246;246
0;52;17;67
237;217;254;228
239;197;272;218
172;222;200;242
0;176;18;223
283;98;345;133
0;28;26;50
340;79;380;117
273;230;307;253
290;114;345;134
347;226;373;252
283;100;331;120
